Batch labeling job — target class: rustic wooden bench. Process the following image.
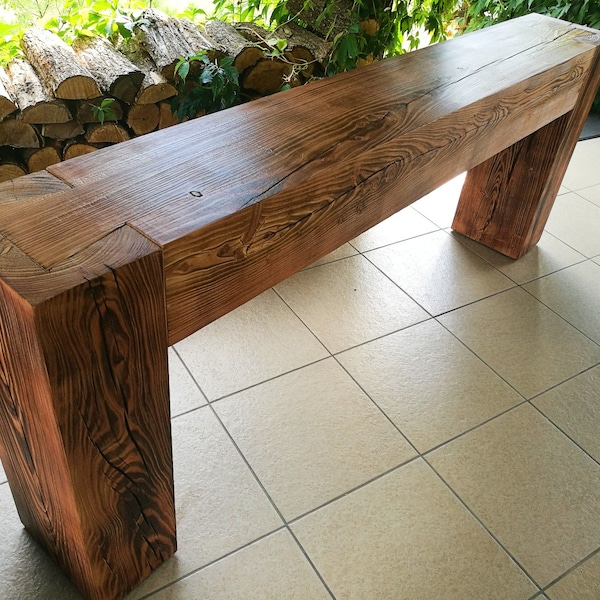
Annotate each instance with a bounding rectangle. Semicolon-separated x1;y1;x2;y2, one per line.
0;13;599;600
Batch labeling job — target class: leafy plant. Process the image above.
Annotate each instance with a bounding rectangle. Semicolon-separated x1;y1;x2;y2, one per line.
171;51;240;121
90;97;117;124
44;0;148;44
207;0;460;75
325;0;460;74
0;23;23;65
465;0;600;31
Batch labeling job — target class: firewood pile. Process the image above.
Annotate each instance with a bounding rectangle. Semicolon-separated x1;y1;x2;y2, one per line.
0;9;331;182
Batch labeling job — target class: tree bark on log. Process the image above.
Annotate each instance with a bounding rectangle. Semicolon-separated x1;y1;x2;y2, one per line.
21;141;62;172
132;9;196;80
234;22;271;47
204;20;263;73
76;97;124;123
73;37;144;105
63;137;98;160
0;118;41;148
0;148;27;182
174;17;224;57
21;28;101;100
127;103;159;135
285;0;353;39
6;59;72;124
41;120;85;140
0;68;18;122
119;49;178;105
274;22;330;76
85;123;130;143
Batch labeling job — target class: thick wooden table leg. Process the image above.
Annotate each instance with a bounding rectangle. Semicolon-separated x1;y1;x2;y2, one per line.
452;50;600;259
0;225;175;600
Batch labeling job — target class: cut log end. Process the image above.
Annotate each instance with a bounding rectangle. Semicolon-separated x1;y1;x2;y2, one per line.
111;72;146;105
0;120;41;148
55;75;101;100
22;144;62;172
64;138;99;161
0;163;27;183
21;102;73;125
85;123;131;144
0;97;17;122
127;103;160;135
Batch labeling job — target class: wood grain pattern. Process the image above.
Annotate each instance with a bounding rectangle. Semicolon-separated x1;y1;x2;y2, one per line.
0;226;175;600
452;45;600;257
0;170;70;201
0;16;595;271
0;13;599;600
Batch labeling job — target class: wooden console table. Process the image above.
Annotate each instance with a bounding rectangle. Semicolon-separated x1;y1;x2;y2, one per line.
0;14;599;599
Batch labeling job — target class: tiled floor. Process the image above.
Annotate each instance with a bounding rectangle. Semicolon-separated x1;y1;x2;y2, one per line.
1;138;600;599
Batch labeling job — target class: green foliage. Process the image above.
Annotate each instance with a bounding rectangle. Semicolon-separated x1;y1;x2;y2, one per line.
171;51;240;120
208;0;460;75
211;0;281;26
465;0;600;30
0;23;23;64
90;97;117;124
44;0;148;44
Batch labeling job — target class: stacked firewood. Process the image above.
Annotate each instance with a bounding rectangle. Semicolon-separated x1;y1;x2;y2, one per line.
0;9;331;182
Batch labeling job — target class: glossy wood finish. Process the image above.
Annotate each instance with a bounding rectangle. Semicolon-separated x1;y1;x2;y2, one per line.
453;40;600;257
0;14;599;600
0;221;175;600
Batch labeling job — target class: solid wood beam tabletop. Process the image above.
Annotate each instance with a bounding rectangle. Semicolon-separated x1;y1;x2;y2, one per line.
0;13;599;600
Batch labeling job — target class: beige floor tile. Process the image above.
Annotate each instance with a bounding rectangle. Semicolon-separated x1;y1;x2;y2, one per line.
576;182;600;207
524;261;600;345
126;407;282;599
337;320;523;452
292;459;537;600
149;529;330;600
215;359;415;520
0;484;82;600
574;138;600;159
366;230;514;315
449;231;586;285
438;287;600;399
562;142;600;190
275;255;429;353
175;289;328;400
169;349;206;417
545;193;600;257
533;365;600;463
428;404;600;587
546;551;600;600
0;459;5;484
412;173;465;228
350;206;438;252
304;243;358;269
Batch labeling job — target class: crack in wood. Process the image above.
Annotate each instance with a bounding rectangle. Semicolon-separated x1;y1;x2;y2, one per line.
241;27;582;213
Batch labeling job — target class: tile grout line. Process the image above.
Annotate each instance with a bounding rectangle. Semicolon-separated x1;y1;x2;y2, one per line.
204;400;338;600
158;149;599;597
423;458;543;594
529;400;600;471
138;525;289;599
540;545;600;595
519;281;600;350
